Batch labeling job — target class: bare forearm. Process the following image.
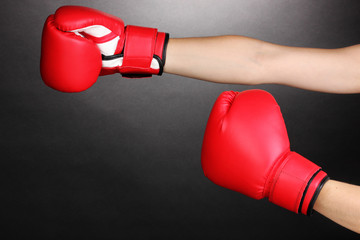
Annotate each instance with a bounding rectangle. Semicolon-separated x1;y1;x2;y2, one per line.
164;36;265;85
164;36;360;93
264;45;360;93
314;180;360;233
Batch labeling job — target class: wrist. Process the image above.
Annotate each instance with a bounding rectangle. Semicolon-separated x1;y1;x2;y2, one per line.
109;25;169;77
268;152;329;215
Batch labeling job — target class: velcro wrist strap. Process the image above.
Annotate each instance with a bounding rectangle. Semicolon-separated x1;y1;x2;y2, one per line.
121;25;158;77
269;152;327;214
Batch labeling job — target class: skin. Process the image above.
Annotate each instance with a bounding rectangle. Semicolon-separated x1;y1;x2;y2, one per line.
314;180;360;234
164;36;360;93
163;36;360;233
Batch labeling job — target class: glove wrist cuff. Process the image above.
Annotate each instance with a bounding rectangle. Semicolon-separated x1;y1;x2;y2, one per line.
269;152;328;215
119;25;169;78
300;170;329;215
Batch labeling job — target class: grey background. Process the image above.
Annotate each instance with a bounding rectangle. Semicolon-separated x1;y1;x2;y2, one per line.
2;0;360;238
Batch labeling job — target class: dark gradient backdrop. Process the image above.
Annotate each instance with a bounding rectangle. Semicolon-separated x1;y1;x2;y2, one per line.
1;0;360;239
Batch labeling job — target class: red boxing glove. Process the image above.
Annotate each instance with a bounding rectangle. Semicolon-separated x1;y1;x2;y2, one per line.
40;5;169;92
201;90;329;215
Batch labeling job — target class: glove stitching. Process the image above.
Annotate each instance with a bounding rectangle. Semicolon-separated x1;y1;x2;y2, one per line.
264;151;290;198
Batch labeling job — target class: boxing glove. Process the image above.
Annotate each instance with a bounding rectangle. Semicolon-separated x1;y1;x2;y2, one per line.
201;90;329;215
40;5;169;92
